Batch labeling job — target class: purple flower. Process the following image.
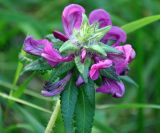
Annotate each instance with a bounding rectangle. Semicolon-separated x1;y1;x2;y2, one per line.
89;9;126;46
62;4;85;37
41;42;73;67
89;59;112;80
108;44;136;74
23;4;136;98
23;36;52;56
96;78;125;98
41;72;72;96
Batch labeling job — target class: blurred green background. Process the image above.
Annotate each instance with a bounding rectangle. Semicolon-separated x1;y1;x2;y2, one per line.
0;0;160;133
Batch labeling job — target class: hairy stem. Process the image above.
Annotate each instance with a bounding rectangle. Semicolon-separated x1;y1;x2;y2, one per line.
45;100;61;133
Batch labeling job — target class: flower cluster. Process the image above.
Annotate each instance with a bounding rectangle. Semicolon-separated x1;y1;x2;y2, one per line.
23;4;135;98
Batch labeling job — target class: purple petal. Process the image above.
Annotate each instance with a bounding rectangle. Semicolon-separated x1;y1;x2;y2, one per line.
115;44;136;63
89;9;112;28
62;4;85;37
53;31;68;42
89;59;112;80
80;48;87;63
41;72;72;97
101;26;127;46
96;78;125;98
108;44;136;74
41;42;73;67
76;75;84;86
23;36;52;56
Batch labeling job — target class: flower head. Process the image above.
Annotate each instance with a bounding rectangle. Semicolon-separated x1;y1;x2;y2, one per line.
23;4;136;98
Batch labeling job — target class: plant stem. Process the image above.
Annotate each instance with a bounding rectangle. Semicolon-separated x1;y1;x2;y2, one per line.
45;100;61;133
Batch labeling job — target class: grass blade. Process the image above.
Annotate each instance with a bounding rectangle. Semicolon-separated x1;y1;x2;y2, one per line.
121;15;160;33
0;92;52;114
96;103;160;110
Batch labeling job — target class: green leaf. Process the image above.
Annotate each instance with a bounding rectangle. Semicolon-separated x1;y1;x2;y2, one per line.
0;92;52;114
12;72;35;98
80;14;89;31
100;67;120;81
96;103;160;110
121;15;160;34
119;76;138;88
45;34;63;49
89;25;111;41
74;56;91;83
0;80;52;101
75;80;95;133
59;40;78;53
22;58;51;74
16;105;45;133
4;123;34;133
86;44;107;56
0;106;3;133
99;43;122;54
60;77;78;133
50;61;74;81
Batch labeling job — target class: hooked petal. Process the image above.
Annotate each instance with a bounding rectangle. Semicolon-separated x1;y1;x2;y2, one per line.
62;4;85;37
23;36;52;56
115;44;136;63
89;9;112;28
89;59;112;80
96;78;125;98
41;72;72;96
101;26;127;46
108;44;136;74
53;31;68;42
41;42;73;67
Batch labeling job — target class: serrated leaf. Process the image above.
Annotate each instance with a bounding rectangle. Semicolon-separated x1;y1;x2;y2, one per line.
84;79;95;106
119;76;138;88
86;44;107;56
19;52;32;64
22;58;51;74
89;26;111;41
100;67;120;81
74;56;91;83
75;80;95;133
80;14;89;31
59;41;78;53
60;77;78;133
50;61;74;81
99;43;122;54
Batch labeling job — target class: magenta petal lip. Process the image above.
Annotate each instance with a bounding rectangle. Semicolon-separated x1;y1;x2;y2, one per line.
41;41;73;67
96;78;125;98
89;59;112;80
62;4;85;37
53;31;68;42
89;9;112;28
101;26;127;46
23;36;52;56
108;44;136;74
